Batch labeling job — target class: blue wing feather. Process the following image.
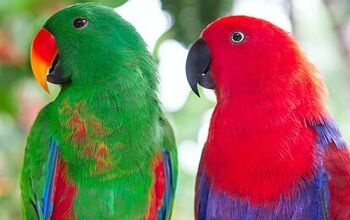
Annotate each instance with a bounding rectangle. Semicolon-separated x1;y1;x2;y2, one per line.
314;120;347;149
41;138;59;220
196;170;210;220
195;119;348;220
314;119;349;220
157;150;173;220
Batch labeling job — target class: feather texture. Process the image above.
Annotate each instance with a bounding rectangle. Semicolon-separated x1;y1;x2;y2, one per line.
21;3;177;219
196;119;349;220
192;15;349;220
42;138;59;220
316;121;350;220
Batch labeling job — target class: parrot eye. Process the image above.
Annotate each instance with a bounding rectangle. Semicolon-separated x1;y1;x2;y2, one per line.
73;17;88;29
231;32;245;44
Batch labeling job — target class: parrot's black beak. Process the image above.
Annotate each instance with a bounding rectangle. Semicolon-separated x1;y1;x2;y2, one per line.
186;38;215;97
47;54;70;85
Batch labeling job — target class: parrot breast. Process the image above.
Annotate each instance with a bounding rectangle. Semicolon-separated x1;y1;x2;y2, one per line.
202;100;322;204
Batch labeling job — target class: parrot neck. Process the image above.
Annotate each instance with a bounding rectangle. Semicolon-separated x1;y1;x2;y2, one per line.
203;85;327;204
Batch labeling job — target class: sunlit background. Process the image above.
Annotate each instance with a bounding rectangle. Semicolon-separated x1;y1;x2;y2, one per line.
0;0;349;219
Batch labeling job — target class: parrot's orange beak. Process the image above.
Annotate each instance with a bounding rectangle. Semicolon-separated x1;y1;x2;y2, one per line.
30;28;58;93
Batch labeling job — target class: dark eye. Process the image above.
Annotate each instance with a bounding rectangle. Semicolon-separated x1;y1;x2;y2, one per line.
231;31;245;43
73;17;88;28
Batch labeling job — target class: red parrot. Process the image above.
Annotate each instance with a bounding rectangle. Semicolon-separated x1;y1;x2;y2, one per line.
186;15;350;219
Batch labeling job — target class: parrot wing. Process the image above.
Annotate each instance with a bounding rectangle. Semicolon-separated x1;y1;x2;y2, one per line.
21;107;52;220
314;120;350;220
21;106;76;220
194;119;349;220
159;116;178;220
195;154;209;220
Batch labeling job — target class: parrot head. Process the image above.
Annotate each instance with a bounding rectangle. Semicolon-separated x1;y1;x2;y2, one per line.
31;3;154;93
186;16;324;100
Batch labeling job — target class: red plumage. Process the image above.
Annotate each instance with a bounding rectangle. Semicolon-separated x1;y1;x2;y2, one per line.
201;16;328;203
325;143;350;220
51;159;77;220
144;153;166;220
189;15;350;219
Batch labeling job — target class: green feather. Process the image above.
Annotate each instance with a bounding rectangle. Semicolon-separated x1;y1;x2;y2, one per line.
21;3;178;219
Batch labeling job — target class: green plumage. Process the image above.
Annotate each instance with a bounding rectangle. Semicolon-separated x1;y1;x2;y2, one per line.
21;3;177;219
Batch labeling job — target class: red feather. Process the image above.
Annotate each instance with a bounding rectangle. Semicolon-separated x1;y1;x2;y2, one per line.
325;143;350;220
51;158;77;220
144;153;165;220
200;16;328;203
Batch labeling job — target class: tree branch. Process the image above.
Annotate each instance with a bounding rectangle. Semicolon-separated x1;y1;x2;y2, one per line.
287;0;296;35
323;0;350;72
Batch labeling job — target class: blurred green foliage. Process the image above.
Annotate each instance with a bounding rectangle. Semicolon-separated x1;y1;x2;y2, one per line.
153;0;233;61
0;0;350;219
0;0;127;17
160;0;233;45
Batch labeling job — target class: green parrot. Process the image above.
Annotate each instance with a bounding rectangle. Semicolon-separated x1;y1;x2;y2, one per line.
21;3;178;220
